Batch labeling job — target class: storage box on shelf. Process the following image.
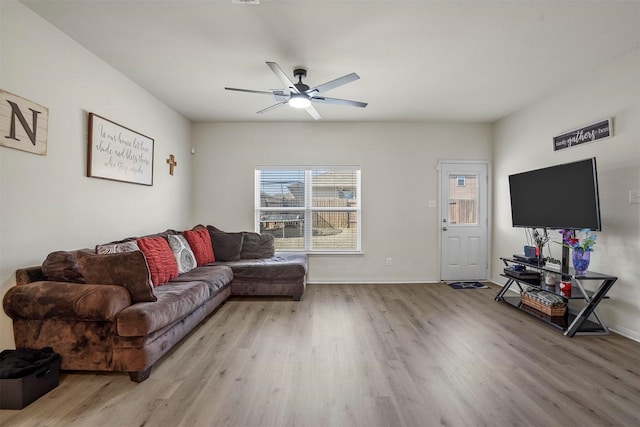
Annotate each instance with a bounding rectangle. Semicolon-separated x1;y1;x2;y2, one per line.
520;288;566;317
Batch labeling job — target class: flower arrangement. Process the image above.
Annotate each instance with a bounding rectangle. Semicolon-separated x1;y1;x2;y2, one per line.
558;229;596;252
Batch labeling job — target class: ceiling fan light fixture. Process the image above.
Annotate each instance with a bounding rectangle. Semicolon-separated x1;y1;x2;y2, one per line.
288;94;311;109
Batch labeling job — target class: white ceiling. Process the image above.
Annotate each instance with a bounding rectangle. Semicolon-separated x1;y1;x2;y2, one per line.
21;0;640;123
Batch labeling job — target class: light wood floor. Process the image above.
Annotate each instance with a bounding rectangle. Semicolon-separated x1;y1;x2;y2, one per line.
2;283;639;427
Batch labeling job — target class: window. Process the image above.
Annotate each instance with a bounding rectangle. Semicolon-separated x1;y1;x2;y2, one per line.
448;174;478;225
255;167;361;253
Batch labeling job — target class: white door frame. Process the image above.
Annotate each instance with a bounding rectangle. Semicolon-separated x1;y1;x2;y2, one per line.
438;160;492;282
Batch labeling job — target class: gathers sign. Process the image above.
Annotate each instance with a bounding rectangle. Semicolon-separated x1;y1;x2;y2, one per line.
553;118;613;151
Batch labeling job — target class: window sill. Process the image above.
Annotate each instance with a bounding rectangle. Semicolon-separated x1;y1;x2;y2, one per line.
277;251;364;256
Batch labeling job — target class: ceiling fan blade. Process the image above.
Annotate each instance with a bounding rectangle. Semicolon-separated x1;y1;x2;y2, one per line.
225;87;274;96
305;104;321;120
306;73;359;96
271;90;289;101
256;100;288;114
266;62;299;94
311;96;368;108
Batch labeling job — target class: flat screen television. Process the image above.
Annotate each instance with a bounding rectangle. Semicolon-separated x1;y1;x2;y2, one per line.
508;158;601;230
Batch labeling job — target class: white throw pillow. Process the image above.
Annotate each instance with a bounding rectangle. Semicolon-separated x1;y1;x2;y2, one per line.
96;241;140;255
167;234;197;274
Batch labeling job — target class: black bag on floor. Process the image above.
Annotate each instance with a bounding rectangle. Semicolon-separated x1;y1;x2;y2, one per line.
0;347;61;409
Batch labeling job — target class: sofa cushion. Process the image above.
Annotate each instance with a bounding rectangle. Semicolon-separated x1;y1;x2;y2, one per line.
218;253;307;280
169;265;233;296
95;241;140;255
240;232;275;259
136;237;179;287
3;281;130;321
183;229;214;266
77;251;156;303
41;251;85;283
167;234;197;274
208;230;244;262
116;281;210;337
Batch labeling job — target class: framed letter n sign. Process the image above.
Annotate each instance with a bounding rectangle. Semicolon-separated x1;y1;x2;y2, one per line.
0;89;49;155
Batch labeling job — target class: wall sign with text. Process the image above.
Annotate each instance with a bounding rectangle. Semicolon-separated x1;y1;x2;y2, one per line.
88;113;154;186
0;89;49;155
553;118;613;151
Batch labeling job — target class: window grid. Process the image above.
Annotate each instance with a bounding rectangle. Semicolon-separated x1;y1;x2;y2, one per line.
255;167;361;253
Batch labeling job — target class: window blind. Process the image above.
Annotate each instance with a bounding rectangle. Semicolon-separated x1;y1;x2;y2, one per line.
255;167;361;252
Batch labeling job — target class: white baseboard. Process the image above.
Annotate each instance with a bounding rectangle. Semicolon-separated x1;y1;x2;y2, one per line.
607;324;640;343
307;280;441;285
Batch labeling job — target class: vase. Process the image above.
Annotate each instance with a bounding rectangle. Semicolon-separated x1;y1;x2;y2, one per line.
572;249;591;276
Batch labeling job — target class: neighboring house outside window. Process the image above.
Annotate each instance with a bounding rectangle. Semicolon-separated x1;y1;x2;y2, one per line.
255;167;361;253
448;174;478;225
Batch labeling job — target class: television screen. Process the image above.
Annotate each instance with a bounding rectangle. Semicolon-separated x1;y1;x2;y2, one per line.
509;158;601;230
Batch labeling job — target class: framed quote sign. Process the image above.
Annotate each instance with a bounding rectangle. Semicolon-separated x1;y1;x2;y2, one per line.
553;118;613;151
87;113;154;186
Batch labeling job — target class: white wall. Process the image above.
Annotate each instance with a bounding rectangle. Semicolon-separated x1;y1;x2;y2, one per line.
492;50;640;340
192;121;492;283
0;1;192;349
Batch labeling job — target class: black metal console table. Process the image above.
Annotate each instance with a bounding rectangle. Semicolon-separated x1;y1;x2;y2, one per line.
495;257;617;337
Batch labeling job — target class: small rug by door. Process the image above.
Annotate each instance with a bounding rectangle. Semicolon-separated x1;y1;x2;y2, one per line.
447;281;489;290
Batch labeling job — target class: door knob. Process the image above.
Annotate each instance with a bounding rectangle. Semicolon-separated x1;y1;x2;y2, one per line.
442;227;448;231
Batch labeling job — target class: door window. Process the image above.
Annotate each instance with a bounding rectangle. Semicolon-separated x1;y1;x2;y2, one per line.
448;174;478;225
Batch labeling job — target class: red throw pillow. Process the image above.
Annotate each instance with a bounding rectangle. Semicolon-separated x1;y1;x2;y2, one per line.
183;229;215;266
136;237;178;286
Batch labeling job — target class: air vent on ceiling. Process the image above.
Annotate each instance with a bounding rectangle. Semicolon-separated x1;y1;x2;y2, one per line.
232;0;260;4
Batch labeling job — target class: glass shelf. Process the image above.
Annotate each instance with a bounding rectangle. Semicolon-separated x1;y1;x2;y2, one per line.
501;257;616;281
498;273;606;300
501;295;604;333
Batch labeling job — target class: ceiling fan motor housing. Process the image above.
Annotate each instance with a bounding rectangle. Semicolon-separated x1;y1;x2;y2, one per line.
293;68;310;92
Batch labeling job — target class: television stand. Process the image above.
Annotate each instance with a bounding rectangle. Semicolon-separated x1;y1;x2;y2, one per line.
495;257;617;337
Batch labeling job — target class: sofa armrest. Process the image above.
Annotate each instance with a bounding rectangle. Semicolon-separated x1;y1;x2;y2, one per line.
3;281;131;322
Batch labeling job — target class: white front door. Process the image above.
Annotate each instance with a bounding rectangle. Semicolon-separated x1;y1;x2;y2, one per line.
440;162;489;281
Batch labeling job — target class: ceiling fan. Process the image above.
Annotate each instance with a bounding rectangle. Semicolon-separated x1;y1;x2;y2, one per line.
225;61;367;120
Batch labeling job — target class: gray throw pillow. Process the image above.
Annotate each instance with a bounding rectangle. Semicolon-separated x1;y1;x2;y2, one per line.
209;231;244;262
240;232;275;259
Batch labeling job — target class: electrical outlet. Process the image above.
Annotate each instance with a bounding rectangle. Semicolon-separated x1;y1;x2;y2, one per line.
386;257;392;266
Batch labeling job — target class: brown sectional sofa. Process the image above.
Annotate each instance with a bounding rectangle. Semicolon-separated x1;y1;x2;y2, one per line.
2;226;307;382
